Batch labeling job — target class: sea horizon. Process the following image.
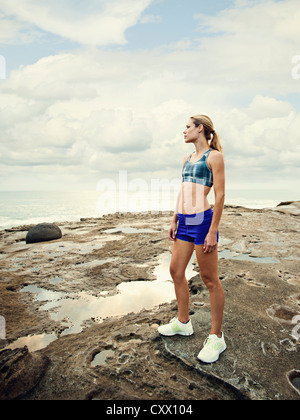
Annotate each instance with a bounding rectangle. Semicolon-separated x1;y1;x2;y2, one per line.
0;189;298;231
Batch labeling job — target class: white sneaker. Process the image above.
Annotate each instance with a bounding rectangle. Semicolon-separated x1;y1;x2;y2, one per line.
197;333;227;363
158;317;194;337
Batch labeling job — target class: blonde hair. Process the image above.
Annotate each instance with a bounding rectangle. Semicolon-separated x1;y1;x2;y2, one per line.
191;114;223;153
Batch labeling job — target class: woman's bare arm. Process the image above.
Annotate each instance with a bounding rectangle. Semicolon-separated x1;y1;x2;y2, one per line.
204;151;225;253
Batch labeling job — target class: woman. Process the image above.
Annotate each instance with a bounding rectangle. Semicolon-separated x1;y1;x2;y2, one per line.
158;114;226;364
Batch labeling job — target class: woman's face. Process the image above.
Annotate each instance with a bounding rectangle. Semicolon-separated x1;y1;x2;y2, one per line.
183;119;201;143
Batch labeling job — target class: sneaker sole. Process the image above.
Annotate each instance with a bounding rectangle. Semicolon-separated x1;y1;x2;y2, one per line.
197;345;227;363
158;330;194;337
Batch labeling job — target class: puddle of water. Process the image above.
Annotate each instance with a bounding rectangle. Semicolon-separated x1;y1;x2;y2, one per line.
102;227;159;234
4;333;57;353
292;377;300;391
20;285;66;302
3;266;23;272
18;283;172;341
218;249;279;264
50;277;64;285
219;238;233;246
13;252;198;351
232;241;245;251
287;370;300;395
75;257;116;269
154;251;197;282
91;350;115;367
285;256;300;261
47;276;177;336
39;241;105;256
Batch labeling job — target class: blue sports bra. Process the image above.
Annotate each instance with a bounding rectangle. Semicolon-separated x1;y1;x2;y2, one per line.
182;149;213;187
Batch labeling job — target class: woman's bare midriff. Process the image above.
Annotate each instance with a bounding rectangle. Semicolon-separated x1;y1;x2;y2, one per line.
176;182;212;215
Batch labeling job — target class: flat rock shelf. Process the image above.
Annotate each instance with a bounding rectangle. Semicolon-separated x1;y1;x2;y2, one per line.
0;204;299;400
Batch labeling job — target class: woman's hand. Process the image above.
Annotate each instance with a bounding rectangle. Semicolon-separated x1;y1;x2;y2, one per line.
168;221;177;241
203;232;218;253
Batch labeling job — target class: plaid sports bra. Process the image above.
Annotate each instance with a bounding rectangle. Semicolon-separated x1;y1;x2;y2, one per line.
182;149;213;187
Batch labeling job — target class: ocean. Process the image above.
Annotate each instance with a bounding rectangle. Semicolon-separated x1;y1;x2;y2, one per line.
0;189;297;231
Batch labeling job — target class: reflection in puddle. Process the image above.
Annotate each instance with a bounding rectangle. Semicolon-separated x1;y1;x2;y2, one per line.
4;333;57;353
218;249;279;264
154;251;197;282
21;285;66;302
10;252;198;352
91;350;115;367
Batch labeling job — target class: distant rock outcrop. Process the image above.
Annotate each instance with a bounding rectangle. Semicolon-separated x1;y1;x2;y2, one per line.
274;201;300;216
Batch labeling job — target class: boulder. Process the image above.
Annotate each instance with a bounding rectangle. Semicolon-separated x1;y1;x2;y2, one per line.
0;347;49;400
26;223;62;244
274;201;300;216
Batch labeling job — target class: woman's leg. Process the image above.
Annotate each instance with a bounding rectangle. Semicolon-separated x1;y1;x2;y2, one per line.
170;238;195;323
195;245;225;337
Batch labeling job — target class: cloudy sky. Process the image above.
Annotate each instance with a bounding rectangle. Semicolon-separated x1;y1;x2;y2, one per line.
0;0;299;197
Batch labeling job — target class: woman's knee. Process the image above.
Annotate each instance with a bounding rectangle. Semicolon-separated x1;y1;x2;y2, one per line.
169;264;185;282
201;273;220;291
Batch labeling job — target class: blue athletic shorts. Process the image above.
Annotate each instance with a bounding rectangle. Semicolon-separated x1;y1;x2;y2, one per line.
175;208;219;246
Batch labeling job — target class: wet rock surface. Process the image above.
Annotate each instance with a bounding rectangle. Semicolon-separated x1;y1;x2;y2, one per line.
0;204;299;400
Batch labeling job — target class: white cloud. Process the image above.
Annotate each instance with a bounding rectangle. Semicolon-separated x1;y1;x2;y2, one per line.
247;95;294;119
197;0;300;40
139;14;162;24
216;96;300;189
1;47;299;191
0;0;299;193
0;0;153;46
194;0;300;95
0;13;44;44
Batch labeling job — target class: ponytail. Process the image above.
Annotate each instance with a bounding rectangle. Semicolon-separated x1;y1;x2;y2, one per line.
210;131;223;153
191;114;223;154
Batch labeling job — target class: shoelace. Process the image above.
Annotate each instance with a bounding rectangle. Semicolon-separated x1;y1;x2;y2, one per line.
203;337;211;348
169;317;178;324
203;336;224;352
203;336;220;347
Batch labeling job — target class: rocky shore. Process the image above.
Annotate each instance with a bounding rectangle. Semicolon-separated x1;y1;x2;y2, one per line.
0;203;299;400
